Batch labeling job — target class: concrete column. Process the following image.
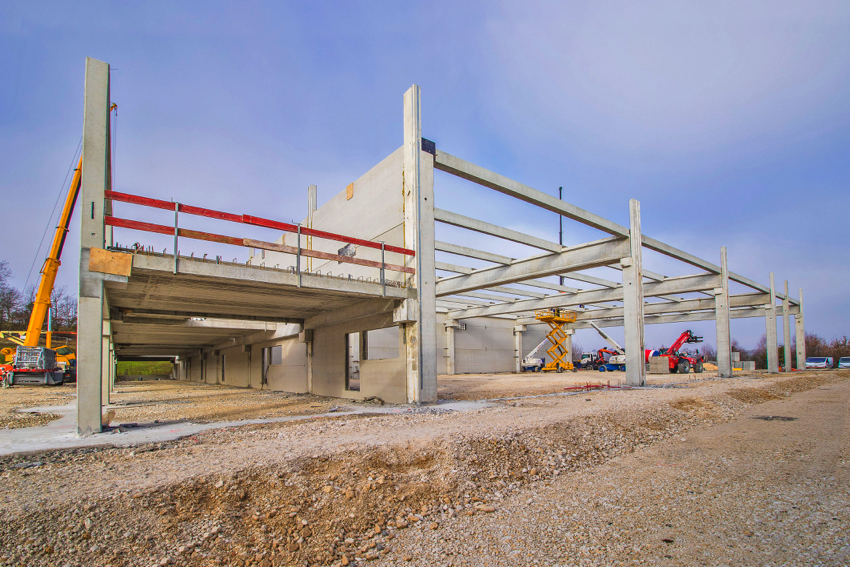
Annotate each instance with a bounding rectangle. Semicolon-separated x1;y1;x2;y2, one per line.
513;325;524;373
306;333;314;393
101;325;110;405
446;324;456;375
77;57;111;435
402;84;437;403
795;288;806;370
766;273;779;373
307;184;316;271
783;281;792;372
715;247;732;378
622;199;646;387
564;329;574;368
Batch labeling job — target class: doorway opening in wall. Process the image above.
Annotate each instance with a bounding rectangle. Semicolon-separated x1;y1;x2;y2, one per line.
346;327;401;391
345;333;361;391
221;354;226;383
262;345;282;386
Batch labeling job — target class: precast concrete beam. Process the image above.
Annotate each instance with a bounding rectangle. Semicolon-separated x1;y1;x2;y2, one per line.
435;209;561;253
434;150;798;304
304;298;398;330
564;306;790;330
435;241;514;265
569;292;770;322
448;273;721;320
436;237;630;297
436;261;474;275
435;150;629;238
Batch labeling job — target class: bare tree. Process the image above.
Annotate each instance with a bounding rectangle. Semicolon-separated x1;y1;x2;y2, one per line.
0;261;22;331
50;286;78;330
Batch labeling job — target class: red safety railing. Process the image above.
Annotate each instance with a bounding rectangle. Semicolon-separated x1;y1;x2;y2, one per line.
104;191;416;286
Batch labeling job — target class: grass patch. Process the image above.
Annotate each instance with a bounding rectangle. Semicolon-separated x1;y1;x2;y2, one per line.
116;361;174;376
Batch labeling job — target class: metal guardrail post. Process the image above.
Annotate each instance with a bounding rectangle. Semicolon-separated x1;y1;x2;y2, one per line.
173;202;179;274
381;241;386;297
296;223;302;288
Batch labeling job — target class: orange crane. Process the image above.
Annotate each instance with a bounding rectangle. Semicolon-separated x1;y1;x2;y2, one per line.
3;156;82;387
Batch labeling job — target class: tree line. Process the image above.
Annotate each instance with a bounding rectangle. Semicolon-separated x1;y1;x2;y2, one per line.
0;260;77;332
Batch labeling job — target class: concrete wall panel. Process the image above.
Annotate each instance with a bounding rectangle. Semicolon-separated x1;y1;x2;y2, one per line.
454;318;515;374
249;147;406;283
265;339;308;393
311;313;403;401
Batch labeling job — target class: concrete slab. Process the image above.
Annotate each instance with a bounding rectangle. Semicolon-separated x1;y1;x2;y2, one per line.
0;399;489;456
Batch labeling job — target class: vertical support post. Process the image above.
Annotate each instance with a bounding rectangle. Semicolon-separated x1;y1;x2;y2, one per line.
446;324;456;375
558;186;564;287
296;224;302;287
101;324;111;406
402;84;437;403
564;328;574;368
622;199;645;387
514;326;523;373
715;247;732;378
795;288;806;370
783;280;792;372
766;272;779;373
77;57;110;435
307;184;316;272
173;202;179;274
381;242;386;297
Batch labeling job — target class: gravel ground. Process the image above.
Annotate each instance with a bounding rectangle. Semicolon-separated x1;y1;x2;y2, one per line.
0;385;73;429
0;371;846;567
105;381;339;424
373;377;850;567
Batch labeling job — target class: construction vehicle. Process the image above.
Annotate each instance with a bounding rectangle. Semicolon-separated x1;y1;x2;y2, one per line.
532;309;577;372
587;321;626;371
520;336;548;372
658;330;705;374
1;330;76;382
578;352;595;369
3;155;82;387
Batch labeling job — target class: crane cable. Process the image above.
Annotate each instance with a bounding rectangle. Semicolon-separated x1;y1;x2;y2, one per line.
22;138;83;296
22;102;118;298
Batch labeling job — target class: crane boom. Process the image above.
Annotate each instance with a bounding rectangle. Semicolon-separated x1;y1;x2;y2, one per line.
525;336;550;360
589;321;625;355
23;157;82;347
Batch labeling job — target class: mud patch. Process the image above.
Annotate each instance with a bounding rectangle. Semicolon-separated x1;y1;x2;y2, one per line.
751;415;798;422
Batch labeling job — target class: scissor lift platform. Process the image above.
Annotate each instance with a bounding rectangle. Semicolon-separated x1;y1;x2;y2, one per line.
534;309;577;372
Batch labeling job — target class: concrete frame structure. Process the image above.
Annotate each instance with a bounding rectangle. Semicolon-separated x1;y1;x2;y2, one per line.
75;65;803;434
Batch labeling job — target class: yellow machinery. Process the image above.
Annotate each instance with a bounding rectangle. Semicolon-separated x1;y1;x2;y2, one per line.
534;308;577;373
3;156;82;386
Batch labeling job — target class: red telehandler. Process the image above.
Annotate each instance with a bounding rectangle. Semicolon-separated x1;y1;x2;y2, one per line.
659;330;705;374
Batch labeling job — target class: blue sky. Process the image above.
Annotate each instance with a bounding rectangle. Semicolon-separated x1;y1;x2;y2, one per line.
1;1;848;351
